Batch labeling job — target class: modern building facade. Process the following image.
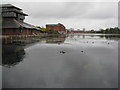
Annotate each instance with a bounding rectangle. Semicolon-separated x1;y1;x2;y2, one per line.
46;23;67;34
1;4;41;35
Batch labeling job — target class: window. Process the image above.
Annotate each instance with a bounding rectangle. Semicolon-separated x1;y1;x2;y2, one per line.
2;7;8;10
2;12;16;17
20;26;23;33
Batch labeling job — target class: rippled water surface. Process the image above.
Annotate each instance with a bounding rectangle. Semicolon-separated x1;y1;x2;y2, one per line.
2;34;119;88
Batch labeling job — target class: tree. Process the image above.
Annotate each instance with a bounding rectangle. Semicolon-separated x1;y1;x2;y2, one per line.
96;27;120;34
41;28;46;32
100;29;105;34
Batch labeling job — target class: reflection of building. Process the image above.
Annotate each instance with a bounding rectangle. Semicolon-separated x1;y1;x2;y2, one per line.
46;35;67;44
2;44;25;67
46;23;67;34
46;38;65;44
1;4;41;35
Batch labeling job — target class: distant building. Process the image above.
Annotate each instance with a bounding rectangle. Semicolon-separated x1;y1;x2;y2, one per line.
46;23;67;34
70;30;95;33
1;4;41;35
83;28;85;32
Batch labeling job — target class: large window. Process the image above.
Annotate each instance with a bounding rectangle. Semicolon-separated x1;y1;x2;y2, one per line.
2;12;16;17
2;7;22;12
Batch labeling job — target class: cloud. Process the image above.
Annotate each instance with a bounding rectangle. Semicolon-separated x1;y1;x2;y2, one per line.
3;2;118;30
84;2;118;20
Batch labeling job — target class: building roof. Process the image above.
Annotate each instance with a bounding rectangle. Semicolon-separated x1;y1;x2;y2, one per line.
2;19;41;30
22;22;41;30
1;4;28;16
0;4;22;10
46;23;64;26
3;11;28;16
2;19;21;28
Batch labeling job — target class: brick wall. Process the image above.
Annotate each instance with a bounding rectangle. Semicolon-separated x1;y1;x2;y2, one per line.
2;28;41;35
46;23;67;33
2;29;20;35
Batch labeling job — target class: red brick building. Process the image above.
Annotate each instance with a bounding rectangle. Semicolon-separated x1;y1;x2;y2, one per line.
1;4;41;35
46;23;67;34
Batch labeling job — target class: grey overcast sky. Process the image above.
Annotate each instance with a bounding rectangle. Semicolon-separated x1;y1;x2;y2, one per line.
2;1;118;30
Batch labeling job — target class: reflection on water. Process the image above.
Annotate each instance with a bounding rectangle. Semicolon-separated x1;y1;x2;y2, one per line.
2;34;119;88
2;44;25;67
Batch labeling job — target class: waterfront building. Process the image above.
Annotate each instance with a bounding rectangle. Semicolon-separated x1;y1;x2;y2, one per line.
46;23;67;34
1;4;41;35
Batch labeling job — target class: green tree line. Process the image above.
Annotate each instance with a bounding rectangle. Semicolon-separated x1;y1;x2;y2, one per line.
96;27;120;34
41;28;59;34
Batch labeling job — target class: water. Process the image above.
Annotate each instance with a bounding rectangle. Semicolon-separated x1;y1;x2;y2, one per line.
2;34;119;88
